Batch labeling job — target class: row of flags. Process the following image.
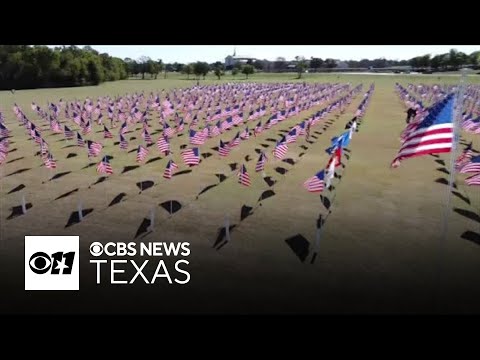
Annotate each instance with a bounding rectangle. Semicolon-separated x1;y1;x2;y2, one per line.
303;84;374;193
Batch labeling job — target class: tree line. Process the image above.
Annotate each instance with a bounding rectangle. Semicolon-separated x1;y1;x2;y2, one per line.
0;45;128;90
408;49;479;71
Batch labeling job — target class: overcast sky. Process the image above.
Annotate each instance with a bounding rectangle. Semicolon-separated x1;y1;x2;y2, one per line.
48;45;480;63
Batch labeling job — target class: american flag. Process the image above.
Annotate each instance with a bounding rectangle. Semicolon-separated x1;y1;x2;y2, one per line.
255;152;267;172
181;147;200;166
459;156;480;174
163;122;175;138
0;123;10;137
97;156;113;175
136;145;149;162
237;164;251;187
43;152;57;169
219;140;230;156
392;95;454;167
119;134;128;150
210;122;221;137
273;140;288;159
97;113;104;125
40;138;49;156
104;125;113;139
119;121;128;134
229;132;241;147
189;129;206;145
176;118;185;133
465;173;480;186
254;121;263;135
156;135;170;154
76;132;85;147
303;170;325;193
83;120;92;135
285;128;297;144
64;125;74;139
240;127;250;140
163;159;178;179
142;128;153;144
87;140;103;157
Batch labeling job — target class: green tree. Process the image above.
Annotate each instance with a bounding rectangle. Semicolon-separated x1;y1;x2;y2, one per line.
193;62;209;80
183;63;193;79
242;64;254;79
232;68;239;77
310;57;323;72
295;56;307;78
324;58;337;69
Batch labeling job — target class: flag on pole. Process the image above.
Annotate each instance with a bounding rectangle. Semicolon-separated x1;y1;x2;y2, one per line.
238;164;251;187
97;156;113;175
255;152;267;172
303;170;325;193
119;134;128;150
392;95;454;167
459;156;480;173
181;147;200;166
219;140;230;157
104;125;113;139
163;159;178;179
43;152;57;169
136;145;149;163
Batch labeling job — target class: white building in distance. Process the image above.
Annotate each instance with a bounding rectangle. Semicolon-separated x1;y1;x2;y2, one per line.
225;48;256;68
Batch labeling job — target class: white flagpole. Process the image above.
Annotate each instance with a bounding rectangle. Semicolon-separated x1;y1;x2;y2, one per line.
224;215;231;242
438;69;467;305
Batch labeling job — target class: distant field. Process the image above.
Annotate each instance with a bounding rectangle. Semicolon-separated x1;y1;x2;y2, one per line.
1;72;479;314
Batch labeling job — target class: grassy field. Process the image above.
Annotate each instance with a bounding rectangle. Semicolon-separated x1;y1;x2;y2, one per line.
1;72;480;314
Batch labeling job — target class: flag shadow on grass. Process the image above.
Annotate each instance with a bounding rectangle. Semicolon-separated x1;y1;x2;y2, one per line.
213;224;237;250
6;168;30;177
461;231;480;247
196;184;217;199
55;188;79;200
451;191;470;205
8;184;26;194
134;218;152;239
215;173;227;183
436;167;449;175
81;163;97;170
435;178;457;189
65;208;94;228
136;180;155;193
6;156;24;164
49;171;71;181
434;159;445;166
7;203;33;220
240;205;254;221
109;193;127;207
159;200;182;215
66;153;77;159
122;165;140;174
454;208;480;224
285;234;310;263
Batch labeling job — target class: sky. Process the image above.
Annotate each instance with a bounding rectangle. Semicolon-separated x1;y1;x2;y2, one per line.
48;45;480;63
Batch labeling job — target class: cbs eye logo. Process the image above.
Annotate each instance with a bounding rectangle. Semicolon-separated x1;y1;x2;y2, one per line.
25;236;80;291
29;252;75;275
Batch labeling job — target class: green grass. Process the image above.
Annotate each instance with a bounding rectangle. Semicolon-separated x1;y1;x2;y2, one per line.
1;72;480;314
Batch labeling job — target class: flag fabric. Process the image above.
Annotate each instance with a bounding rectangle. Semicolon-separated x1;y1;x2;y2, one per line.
156;135;170;154
459;156;480;174
181;147;200;166
465;173;480;186
83;120;92;135
163;122;175;138
189;129;205;145
64;125;74;139
273;140;288;159
325;158;336;188
119;134;128;150
229;132;241;147
43;152;57;169
104;125;113;138
142;128;153;144
87;140;103;157
136;145;149;163
76;132;85;147
163;159;178;179
392;95;454;167
255;152;267;172
238;164;251;187
219;140;230;157
327;147;342;168
303;170;325;193
0;123;10;137
96;156;113;175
